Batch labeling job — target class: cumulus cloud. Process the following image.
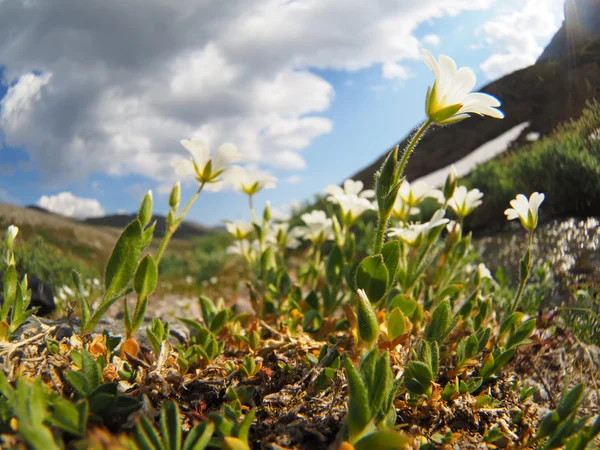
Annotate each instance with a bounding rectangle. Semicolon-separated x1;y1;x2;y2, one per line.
478;0;564;79
0;0;495;188
37;192;105;219
422;34;441;47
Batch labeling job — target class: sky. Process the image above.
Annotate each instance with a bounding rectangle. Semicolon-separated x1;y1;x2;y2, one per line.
0;0;565;225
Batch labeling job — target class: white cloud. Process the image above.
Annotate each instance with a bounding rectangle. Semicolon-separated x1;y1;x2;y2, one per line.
37;192;105;219
422;34;441;47
0;0;495;187
283;175;303;184
478;0;564;79
382;62;413;81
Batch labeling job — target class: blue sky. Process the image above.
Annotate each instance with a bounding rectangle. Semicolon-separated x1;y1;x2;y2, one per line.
0;0;564;225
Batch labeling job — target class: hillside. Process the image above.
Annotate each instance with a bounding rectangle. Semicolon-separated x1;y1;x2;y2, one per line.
350;0;600;191
0;203;197;268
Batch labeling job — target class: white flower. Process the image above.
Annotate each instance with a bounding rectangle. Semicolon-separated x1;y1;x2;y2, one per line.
388;209;449;247
329;194;375;226
477;263;492;280
399;180;433;207
448;186;483;217
228;166;277;196
422;50;504;125
504;192;545;231
446;220;461;234
227;239;260;263
4;225;19;249
62;285;75;297
225;220;254;240
172;139;241;191
324;179;374;200
392;195;420;222
291;210;334;245
267;222;301;250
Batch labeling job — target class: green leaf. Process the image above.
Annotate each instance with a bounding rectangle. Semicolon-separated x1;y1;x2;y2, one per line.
236;408;255;442
388;294;417;316
65;371;90;397
326;245;345;286
160;402;182;450
506;317;536;349
81;349;101;392
199;296;217;325
72;270;91;326
209;309;229;335
355;254;389;304
345;357;372;442
354;430;409;450
183;421;215;450
356;290;380;348
381;240;400;288
557;384;586;419
464;335;479;360
137;416;165;450
425;300;452;342
134;254;158;301
387;308;405;340
371;351;391;415
104;220;144;299
408;361;434;386
537;411;561;439
499;312;523;339
0;264;17;320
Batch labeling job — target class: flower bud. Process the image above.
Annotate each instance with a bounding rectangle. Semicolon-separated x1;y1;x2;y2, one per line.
376;145;400;213
263;200;272;222
4;225;19;250
169;181;181;210
138;190;153;228
356;289;380;349
443;165;458;201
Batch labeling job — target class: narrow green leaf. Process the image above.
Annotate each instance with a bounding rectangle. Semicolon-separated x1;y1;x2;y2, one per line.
183;421;215;450
160;402;182;450
81;349;101;391
134;254;158;300
506;317;536;349
425;300;451;342
371;351;391;414
356;290;380;348
137;416;165;450
209;309;229;335
237;408;256;442
345;357;372;442
408;361;434;386
65;371;89;397
381;240;400;288
104;220;143;299
0;265;17;320
326;245;345;286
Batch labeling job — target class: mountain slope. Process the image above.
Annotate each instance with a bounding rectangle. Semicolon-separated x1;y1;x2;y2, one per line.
350;0;600;188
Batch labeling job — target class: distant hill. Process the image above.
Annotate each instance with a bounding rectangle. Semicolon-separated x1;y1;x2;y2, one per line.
83;213;219;240
350;0;600;189
24;205;219;240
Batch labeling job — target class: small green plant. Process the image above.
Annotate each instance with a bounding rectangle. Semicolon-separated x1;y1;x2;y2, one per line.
136;401;215;450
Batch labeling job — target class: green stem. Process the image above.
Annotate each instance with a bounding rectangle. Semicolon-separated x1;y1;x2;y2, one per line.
397;119;433;181
508;229;534;315
248;194;258;223
373;119;433;254
155;182;205;265
373;210;391;254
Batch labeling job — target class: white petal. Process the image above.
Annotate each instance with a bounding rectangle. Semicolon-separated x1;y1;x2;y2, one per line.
359;189;375;199
212;143;241;172
422;49;440;79
180;139;209;168
324;185;344;197
529;192;545;215
172;159;196;178
504;208;519;220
